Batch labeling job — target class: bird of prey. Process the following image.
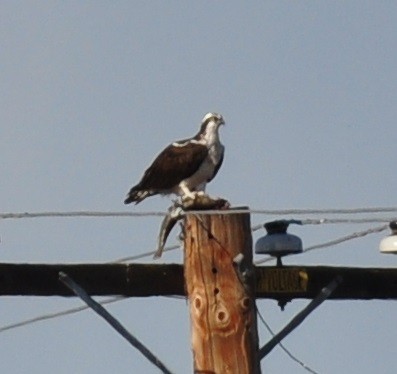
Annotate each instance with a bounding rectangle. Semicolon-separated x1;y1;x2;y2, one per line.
124;112;225;205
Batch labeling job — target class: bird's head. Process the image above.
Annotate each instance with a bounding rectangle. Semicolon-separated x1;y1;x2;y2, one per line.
198;112;225;138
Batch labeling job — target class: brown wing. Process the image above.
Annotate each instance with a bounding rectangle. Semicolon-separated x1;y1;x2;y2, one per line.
137;142;208;190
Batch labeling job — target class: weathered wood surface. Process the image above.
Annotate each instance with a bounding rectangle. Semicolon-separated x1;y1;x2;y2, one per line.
183;211;260;374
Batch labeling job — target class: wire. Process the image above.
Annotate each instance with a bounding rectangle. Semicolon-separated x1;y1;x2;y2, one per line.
296;217;395;225
248;207;397;215
256;307;319;374
0;296;124;333
110;245;180;263
0;211;167;219
302;225;388;254
186;207;397;216
252;217;395;232
255;224;388;265
1;207;397;220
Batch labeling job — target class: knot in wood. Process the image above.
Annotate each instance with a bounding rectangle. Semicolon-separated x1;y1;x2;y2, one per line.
193;295;205;315
214;306;231;328
240;297;251;311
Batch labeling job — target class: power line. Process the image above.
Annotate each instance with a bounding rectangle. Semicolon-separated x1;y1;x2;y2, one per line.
110;245;180;263
1;207;397;220
256;308;319;374
0;211;167;219
294;217;395;225
249;207;397;215
251;217;396;232
302;225;388;254
255;224;388;265
0;296;125;333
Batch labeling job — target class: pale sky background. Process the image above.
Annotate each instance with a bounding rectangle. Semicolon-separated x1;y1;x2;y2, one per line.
1;2;397;373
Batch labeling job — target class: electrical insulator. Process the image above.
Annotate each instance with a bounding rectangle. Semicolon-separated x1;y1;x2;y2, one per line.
255;220;303;265
379;221;397;254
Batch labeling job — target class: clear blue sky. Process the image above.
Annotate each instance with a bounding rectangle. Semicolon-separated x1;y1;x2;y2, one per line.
1;2;397;373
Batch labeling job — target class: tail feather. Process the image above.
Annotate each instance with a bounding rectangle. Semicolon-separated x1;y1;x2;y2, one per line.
124;186;153;205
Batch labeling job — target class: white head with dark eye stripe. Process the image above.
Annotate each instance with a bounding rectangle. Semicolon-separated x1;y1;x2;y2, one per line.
197;112;225;142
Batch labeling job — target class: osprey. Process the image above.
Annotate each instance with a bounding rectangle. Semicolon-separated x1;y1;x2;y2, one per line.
124;112;225;204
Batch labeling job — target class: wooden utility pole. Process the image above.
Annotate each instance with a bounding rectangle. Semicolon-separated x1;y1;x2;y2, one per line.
183;211;260;374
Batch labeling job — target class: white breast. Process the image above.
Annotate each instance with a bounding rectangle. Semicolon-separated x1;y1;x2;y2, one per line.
181;142;223;192
175;120;224;196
